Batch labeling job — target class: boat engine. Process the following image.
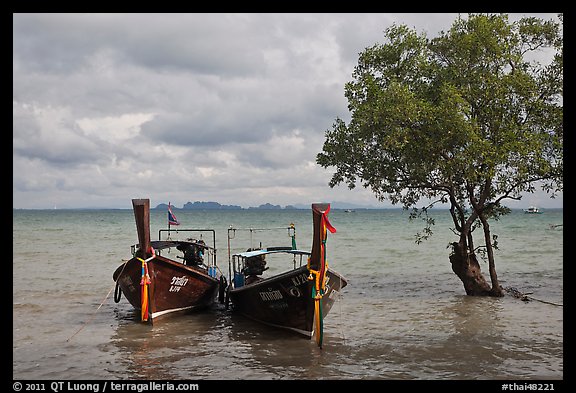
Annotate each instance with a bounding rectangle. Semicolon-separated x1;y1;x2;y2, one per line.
242;248;268;277
177;240;205;266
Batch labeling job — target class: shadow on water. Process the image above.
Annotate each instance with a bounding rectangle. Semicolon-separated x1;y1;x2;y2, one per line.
223;312;325;379
108;304;230;379
108;301;346;380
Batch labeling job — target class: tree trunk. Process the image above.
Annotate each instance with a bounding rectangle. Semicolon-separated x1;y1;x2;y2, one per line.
478;215;504;297
449;241;492;296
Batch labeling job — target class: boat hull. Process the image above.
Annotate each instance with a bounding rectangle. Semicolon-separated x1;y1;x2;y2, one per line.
228;265;347;337
113;255;220;322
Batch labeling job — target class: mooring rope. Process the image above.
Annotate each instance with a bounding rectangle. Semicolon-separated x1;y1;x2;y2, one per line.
505;286;563;307
66;260;130;342
66;281;117;342
336;275;346;345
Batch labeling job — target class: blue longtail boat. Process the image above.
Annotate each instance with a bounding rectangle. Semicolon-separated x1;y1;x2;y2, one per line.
225;203;347;347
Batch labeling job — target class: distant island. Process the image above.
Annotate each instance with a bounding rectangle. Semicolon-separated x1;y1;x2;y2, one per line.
155;201;241;210
154;201;298;210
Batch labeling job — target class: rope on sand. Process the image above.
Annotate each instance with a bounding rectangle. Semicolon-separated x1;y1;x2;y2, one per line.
505;287;563;307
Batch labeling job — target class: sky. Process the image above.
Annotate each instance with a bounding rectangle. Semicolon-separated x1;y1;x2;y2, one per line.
13;13;563;210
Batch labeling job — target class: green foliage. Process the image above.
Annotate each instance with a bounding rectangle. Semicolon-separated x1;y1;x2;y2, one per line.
317;13;563;239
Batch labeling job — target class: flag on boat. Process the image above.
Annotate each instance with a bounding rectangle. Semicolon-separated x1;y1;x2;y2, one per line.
168;202;180;226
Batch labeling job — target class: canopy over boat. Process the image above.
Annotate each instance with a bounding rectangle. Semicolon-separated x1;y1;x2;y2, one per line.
234;247;311;258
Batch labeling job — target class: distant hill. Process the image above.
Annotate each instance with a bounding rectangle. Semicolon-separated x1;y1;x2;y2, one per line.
248;203;282;210
154;200;380;210
154;201;241;210
184;201;242;210
155;201;295;210
291;201;379;210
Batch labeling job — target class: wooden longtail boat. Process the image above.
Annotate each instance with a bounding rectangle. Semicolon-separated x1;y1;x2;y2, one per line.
113;199;225;323
226;203;347;347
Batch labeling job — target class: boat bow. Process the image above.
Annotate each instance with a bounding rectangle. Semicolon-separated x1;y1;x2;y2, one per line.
308;203;338;348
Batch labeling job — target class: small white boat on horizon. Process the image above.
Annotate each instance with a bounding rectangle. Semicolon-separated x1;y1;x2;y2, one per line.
524;206;543;214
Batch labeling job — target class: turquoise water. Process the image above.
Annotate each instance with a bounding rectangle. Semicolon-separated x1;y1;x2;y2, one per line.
12;208;563;380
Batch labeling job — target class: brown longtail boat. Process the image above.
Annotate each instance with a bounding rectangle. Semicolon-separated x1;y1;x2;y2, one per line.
225;203;347;347
113;199;226;323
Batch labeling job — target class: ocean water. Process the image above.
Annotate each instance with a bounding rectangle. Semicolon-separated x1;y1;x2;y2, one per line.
12;207;563;381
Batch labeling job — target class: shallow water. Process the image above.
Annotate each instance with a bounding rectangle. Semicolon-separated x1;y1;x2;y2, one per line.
13;208;563;380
